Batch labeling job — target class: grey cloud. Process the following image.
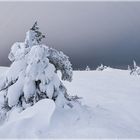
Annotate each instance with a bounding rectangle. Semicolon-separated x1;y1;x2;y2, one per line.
0;2;140;69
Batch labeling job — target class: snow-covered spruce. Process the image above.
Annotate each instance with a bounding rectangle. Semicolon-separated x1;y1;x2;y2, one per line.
0;22;80;116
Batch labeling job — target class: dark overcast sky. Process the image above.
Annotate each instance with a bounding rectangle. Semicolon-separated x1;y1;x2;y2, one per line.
0;2;140;69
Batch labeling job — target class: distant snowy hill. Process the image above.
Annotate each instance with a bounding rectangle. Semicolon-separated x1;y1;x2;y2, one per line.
0;67;140;138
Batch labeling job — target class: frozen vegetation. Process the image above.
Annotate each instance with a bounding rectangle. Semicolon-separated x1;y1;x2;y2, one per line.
0;22;79;121
96;64;108;71
129;60;140;75
85;65;90;71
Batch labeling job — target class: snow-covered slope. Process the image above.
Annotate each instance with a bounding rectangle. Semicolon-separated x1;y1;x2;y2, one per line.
63;68;140;138
0;67;140;138
0;67;8;74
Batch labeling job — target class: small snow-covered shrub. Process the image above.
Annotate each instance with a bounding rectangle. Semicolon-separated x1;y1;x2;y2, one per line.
85;66;90;71
130;60;140;75
96;64;107;71
0;22;80;122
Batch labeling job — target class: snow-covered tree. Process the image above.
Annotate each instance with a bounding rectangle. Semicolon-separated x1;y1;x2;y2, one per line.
96;64;107;71
133;60;137;69
85;66;90;71
25;21;45;47
0;22;79;118
130;60;140;75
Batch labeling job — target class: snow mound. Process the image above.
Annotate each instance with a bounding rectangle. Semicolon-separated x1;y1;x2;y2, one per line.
0;99;55;138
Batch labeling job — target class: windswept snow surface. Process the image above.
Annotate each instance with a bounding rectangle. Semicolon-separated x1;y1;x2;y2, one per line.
0;67;8;74
0;67;140;138
63;68;140;138
0;99;55;138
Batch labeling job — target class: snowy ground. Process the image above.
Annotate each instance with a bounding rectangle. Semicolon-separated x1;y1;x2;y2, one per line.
0;67;140;138
0;67;8;74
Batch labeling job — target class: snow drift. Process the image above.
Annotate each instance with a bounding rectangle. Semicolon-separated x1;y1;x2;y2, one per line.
0;99;55;138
